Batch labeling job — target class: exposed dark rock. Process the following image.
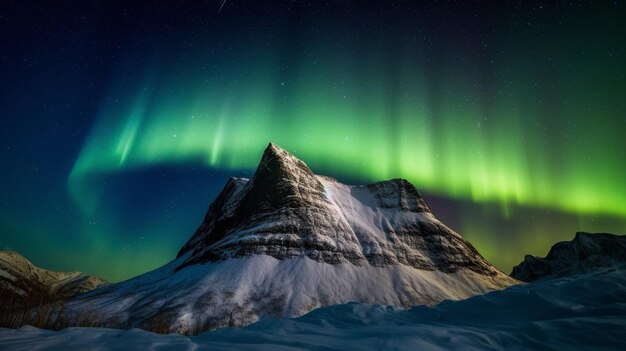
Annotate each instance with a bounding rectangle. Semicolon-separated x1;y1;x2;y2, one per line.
510;232;626;281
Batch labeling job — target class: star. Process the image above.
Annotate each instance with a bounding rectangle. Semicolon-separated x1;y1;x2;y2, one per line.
218;0;227;14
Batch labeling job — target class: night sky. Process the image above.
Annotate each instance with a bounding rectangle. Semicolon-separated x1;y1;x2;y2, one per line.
2;1;625;282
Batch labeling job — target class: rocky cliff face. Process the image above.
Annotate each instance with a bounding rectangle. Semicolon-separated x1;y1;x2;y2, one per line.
0;251;108;301
177;143;498;275
68;143;516;334
177;143;363;268
511;232;626;281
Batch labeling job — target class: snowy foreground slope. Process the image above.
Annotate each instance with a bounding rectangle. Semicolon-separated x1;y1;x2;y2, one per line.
59;143;515;332
2;268;624;351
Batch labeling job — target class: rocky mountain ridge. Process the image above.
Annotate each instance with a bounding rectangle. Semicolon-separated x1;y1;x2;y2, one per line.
511;232;626;281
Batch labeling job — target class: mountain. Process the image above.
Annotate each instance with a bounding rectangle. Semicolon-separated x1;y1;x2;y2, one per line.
511;232;626;281
66;143;517;334
0;251;108;301
178;143;499;274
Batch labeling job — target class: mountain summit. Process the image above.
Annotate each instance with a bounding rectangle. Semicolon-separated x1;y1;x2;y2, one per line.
176;142;354;268
70;143;517;334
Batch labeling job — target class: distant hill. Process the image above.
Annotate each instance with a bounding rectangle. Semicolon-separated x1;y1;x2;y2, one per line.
511;232;626;281
0;251;108;302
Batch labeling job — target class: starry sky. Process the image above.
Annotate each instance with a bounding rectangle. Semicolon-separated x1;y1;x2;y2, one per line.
1;1;625;282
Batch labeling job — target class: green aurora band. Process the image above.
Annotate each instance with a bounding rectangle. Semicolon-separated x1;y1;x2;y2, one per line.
69;55;626;218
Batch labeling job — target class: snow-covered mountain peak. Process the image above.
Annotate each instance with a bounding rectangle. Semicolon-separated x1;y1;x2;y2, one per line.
260;142;315;175
363;178;432;213
176;142;506;276
248;142;326;208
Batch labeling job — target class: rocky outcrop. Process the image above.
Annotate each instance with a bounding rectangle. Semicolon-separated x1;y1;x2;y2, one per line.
510;232;626;281
177;143;363;268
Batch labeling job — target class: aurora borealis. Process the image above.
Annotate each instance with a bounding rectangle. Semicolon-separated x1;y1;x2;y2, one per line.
2;1;626;282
